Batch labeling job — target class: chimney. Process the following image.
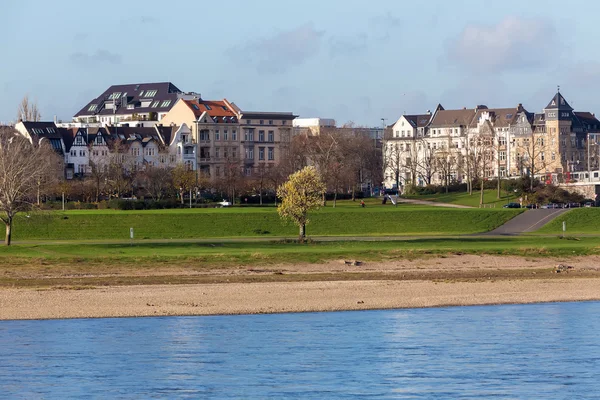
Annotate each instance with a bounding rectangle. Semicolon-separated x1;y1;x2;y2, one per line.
54;115;57;124
426;110;431;115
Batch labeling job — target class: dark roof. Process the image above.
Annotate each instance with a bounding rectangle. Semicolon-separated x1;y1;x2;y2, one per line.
404;114;431;128
469;107;522;128
20;121;62;139
102;126;165;148
74;82;183;118
429;108;476;127
239;111;298;121
545;91;573;111
574;112;600;133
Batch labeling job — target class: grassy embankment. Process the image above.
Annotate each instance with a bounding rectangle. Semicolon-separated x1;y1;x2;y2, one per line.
0;199;521;241
403;189;519;208
537;208;600;234
1;236;600;288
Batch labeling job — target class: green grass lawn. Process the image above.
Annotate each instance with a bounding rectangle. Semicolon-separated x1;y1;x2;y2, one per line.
404;189;519;208
537;208;600;234
1;236;598;265
0;206;521;241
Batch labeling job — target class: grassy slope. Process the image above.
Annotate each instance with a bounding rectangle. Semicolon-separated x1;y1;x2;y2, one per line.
404;189;519;208
1;237;599;265
0;203;521;241
537;208;600;234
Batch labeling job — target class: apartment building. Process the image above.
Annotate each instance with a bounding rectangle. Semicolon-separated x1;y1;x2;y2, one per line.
161;98;297;179
15;121;189;178
383;90;600;189
71;82;186;127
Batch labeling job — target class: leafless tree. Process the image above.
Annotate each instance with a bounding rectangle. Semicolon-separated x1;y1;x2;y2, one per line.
17;95;42;122
143;165;173;201
519;131;550;191
470;132;496;206
172;164;196;205
0;128;60;245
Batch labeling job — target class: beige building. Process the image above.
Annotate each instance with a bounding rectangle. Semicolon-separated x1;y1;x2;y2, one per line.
161;97;297;179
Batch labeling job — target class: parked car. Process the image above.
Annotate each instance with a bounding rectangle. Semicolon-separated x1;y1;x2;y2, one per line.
584;202;594;207
218;200;232;207
503;202;521;208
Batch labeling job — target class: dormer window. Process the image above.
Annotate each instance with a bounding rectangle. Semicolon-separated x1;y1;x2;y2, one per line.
108;92;121;100
144;90;157;97
88;104;97;112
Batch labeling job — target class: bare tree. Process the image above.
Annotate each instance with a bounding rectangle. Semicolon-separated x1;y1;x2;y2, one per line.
17;95;42;122
470;132;496;206
143;165;172;201
0;128;60;245
520;132;550;191
172;164;196;205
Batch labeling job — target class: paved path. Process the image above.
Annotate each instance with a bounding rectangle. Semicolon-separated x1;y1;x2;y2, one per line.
395;198;472;208
484;209;569;235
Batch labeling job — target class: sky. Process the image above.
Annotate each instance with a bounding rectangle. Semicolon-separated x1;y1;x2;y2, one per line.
2;0;600;126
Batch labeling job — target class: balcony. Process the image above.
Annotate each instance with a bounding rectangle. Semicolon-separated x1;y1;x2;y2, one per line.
183;152;196;159
199;157;211;163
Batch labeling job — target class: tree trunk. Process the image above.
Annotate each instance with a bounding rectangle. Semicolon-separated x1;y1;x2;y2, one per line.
480;179;484;207
5;217;12;246
259;191;263;205
299;223;305;243
333;191;337;208
497;177;501;200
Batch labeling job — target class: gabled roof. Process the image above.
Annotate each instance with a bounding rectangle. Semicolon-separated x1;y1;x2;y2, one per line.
470;107;523;128
574;112;600;133
20;121;62;139
74;82;183;118
184;99;238;120
429;108;476;127
403;114;431;128
545;91;573;111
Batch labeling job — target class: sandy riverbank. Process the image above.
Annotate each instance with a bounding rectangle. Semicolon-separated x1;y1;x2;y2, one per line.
2;255;600;320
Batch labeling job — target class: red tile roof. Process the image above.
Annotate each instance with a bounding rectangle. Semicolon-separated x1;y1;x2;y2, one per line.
183;99;236;118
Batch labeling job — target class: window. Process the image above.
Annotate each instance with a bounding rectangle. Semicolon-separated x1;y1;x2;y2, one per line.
245;148;254;159
246;120;251;125
223;148;228;158
499;151;506;161
151;101;159;108
215;148;220;159
88;104;97;112
144;90;157;97
268;147;274;160
200;131;210;141
232;148;237;158
70;150;76;156
79;150;85;157
216;166;221;177
108;92;121;100
224;130;228;141
282;120;286;125
258;130;265;141
244;167;252;176
215;130;220;141
499;137;506;146
259;120;264;125
552;152;556;161
161;100;171;108
268;131;274;142
232;130;237;141
269;120;273;125
259;147;265;160
205;104;212;110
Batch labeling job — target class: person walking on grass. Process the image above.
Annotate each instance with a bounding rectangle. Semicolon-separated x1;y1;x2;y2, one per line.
360;200;365;208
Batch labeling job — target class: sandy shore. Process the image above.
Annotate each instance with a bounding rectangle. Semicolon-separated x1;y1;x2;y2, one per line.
2;255;600;320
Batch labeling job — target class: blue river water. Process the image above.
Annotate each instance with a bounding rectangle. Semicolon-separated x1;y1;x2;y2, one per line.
1;301;600;399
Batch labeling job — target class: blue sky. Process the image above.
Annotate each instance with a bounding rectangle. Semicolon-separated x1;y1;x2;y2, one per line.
2;0;600;126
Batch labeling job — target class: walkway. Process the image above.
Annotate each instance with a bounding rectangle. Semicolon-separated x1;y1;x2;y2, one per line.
484;208;569;236
394;198;472;209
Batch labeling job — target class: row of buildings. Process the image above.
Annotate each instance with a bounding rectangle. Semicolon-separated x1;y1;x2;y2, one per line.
15;82;301;180
383;90;600;189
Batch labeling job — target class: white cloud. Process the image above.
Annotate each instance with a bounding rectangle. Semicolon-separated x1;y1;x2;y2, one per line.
445;16;557;73
228;23;324;75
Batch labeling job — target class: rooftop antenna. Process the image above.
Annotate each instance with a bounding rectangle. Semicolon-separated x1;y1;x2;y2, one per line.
557;85;560;93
